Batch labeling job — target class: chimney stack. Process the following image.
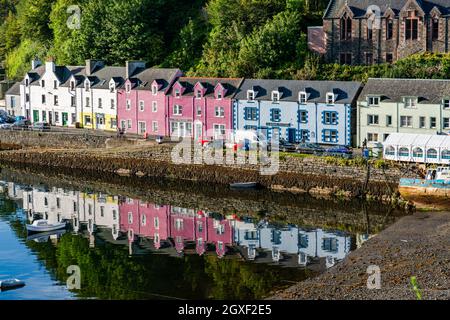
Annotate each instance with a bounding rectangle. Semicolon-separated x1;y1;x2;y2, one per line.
126;61;146;79
86;59;105;76
31;58;41;70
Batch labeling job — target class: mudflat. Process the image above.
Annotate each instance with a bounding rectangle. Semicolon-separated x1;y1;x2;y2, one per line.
270;211;450;300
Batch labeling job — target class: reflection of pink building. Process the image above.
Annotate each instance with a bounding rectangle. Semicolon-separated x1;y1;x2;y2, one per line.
119;198;170;249
207;217;233;258
119;200;234;257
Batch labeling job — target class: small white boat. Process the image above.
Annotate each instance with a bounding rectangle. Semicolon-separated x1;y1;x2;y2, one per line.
230;182;259;189
26;220;66;233
0;279;25;291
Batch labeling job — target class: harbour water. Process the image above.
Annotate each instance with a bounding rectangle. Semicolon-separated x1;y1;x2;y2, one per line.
0;168;408;300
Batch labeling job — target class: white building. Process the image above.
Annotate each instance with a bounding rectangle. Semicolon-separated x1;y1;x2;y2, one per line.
383;133;450;165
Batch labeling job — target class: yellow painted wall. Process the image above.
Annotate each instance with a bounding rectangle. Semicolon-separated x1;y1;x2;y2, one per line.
78;112;117;131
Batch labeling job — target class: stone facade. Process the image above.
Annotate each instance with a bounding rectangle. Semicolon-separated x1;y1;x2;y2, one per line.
322;0;450;65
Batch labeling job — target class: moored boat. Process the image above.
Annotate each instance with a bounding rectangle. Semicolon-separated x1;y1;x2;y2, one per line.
399;167;450;200
230;182;259;189
26;219;67;233
0;279;25;291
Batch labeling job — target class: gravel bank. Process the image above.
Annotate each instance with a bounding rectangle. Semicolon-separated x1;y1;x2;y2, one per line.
270;211;450;300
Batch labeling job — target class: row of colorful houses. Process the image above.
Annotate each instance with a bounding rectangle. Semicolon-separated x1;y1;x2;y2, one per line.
4;59;450;147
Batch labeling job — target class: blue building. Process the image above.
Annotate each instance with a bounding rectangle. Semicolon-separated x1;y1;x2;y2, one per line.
233;79;362;146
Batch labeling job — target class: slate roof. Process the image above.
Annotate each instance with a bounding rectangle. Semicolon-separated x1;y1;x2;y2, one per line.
234;79;362;104
324;0;450;18
22;62;180;92
358;78;450;104
5;82;20;96
168;77;244;98
128;68;181;92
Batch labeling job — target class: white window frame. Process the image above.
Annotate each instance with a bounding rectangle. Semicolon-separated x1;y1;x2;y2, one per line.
400;115;413;127
299;92;307;104
215;106;224;118
139;100;145;112
368;96;380;106
247;90;255;101
152;101;157;113
126;99;131;110
272;91;280;103
152;85;158;95
152;121;158;132
173;104;182;116
138;121;146;134
404;97;417;109
326;93;335;104
367;114;379;125
126;83;131;93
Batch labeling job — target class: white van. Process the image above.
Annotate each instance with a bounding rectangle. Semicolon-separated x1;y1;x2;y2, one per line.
230;130;268;150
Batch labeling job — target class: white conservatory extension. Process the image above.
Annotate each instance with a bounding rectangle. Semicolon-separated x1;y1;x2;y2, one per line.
383;133;450;165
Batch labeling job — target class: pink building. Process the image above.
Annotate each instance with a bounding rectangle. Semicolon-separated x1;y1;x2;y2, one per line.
167;77;244;141
117;62;182;137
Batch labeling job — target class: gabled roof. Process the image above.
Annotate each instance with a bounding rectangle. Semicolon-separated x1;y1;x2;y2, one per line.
234;79;361;104
358;78;450;104
324;0;450;19
168;77;244;98
5;82;21;96
126;68;181;91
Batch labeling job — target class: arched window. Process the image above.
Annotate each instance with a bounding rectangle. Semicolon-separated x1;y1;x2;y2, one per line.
427;149;438;159
399;147;409;157
442;150;450;160
340;15;352;40
385;146;395;156
413;147;423;158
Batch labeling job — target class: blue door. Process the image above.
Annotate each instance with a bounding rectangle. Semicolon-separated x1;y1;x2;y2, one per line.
288;128;297;143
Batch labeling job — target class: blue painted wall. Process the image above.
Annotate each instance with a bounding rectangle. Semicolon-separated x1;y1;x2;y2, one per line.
233;99;352;146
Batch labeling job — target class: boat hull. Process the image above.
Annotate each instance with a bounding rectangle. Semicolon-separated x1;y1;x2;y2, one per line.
399;178;450;210
26;223;66;233
230;182;259;189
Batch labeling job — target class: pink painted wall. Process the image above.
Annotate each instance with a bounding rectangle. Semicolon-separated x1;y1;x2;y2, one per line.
207;218;233;258
117;82;168;137
168;79;240;140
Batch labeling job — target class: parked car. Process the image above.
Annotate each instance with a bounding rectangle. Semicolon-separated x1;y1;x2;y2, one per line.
278;140;298;153
31;122;51;132
296;143;325;155
9;119;31;130
324;145;353;158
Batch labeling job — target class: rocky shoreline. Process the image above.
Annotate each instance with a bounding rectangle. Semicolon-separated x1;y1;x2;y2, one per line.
270;211;450;300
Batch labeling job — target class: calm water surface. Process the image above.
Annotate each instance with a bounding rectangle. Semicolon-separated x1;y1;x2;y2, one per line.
0;171;404;300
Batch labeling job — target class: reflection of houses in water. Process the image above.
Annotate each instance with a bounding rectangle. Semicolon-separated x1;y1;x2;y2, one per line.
20;185;120;243
232;219;352;268
8;182;353;266
119;198;233;258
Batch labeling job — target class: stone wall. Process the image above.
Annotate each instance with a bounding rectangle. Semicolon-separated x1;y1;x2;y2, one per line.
0;130;114;149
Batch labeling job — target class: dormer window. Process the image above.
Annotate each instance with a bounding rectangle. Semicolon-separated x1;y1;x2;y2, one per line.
54;80;58;89
247;90;255;101
196;90;202;99
25;79;29;87
217;91;223;100
125;83;131;93
368;96;380;106
326;93;335;104
175;89;181;98
85;81;90;92
443;99;450;109
70;81;75;91
404;97;417;108
299;92;307;104
152;85;158;95
272;91;280;103
110;83;115;93
41;80;45;88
